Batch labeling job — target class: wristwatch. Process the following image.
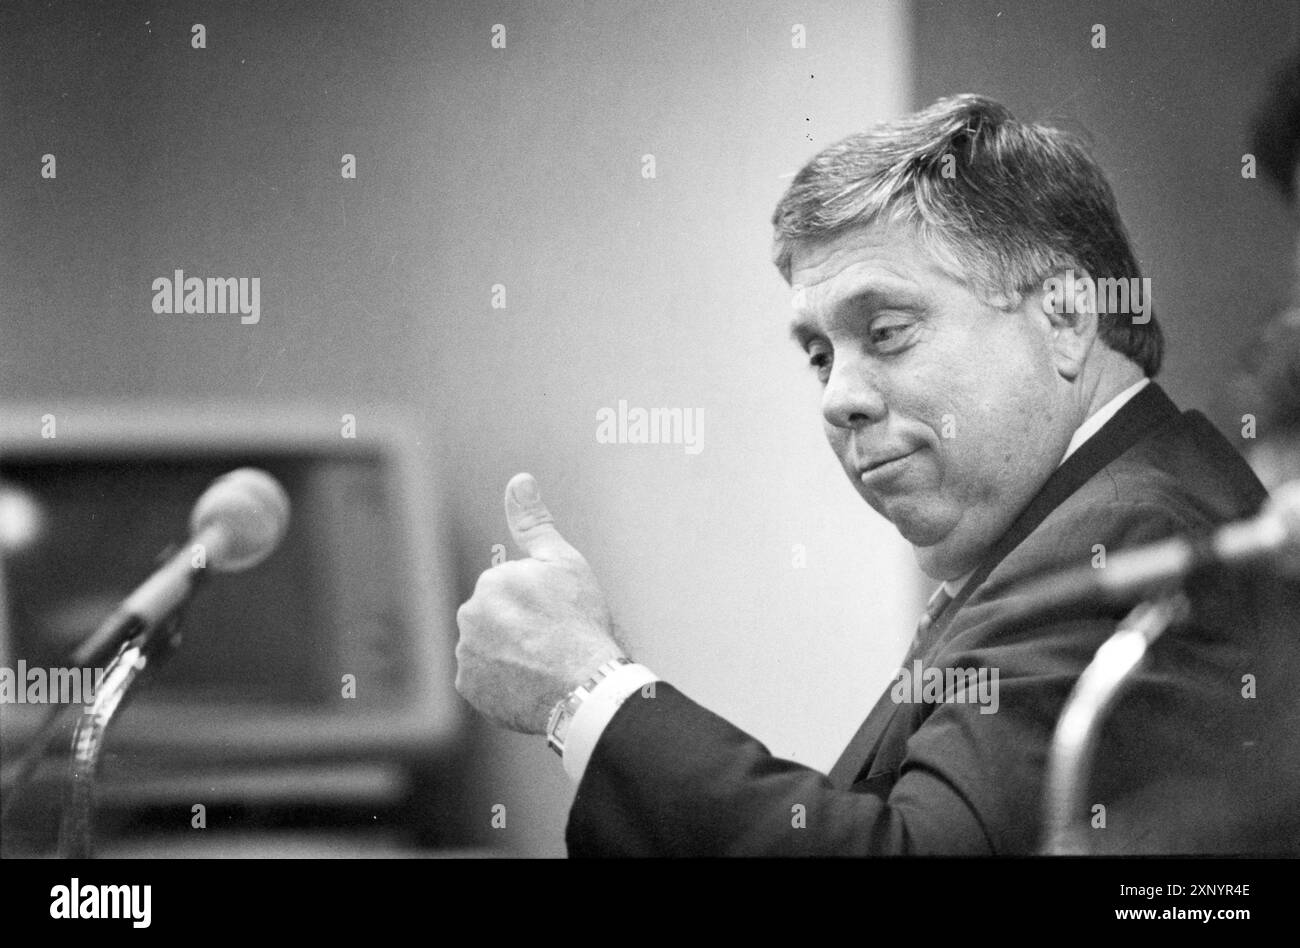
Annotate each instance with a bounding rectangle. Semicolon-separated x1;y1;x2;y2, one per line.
546;657;634;756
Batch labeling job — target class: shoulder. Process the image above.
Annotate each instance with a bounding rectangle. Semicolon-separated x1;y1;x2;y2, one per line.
940;414;1263;664
989;409;1263;598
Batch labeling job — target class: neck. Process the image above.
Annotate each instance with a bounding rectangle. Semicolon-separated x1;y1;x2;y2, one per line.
1072;350;1145;432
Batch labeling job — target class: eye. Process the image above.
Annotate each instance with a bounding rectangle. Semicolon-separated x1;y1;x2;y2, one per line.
806;346;832;384
868;318;914;352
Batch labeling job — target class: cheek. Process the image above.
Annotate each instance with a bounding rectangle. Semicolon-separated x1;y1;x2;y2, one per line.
923;340;1053;481
823;418;850;457
946;385;1059;498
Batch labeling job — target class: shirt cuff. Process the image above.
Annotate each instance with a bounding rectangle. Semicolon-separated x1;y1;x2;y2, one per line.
562;662;661;782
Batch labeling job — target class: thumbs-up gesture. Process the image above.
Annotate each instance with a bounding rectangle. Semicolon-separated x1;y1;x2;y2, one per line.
455;473;626;734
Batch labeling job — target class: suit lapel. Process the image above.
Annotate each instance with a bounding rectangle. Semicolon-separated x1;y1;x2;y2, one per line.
829;382;1182;790
827;638;922;788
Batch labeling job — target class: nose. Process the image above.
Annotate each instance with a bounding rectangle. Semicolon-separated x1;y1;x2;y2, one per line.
822;351;887;430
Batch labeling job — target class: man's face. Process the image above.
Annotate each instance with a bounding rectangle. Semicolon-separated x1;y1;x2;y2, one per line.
788;220;1076;580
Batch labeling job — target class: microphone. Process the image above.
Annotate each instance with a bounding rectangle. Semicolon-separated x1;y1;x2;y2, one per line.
69;468;291;667
1016;480;1300;610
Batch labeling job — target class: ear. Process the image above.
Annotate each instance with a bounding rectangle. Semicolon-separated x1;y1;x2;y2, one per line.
1034;268;1100;382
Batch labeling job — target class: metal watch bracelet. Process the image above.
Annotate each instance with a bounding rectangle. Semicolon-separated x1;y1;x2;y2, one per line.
546;657;635;756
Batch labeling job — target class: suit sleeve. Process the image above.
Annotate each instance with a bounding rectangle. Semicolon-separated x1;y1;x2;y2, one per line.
566;680;996;856
565;500;1257;857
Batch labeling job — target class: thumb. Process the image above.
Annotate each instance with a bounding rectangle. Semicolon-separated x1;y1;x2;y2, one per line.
504;473;577;561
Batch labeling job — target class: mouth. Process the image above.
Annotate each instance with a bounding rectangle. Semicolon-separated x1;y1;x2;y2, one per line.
859;450;916;482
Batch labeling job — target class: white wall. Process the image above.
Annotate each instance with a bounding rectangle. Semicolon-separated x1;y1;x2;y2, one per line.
422;0;921;856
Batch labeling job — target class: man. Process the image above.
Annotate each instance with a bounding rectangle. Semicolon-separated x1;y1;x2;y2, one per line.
455;94;1291;855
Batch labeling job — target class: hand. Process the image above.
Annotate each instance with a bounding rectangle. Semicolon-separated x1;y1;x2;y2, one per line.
454;473;626;734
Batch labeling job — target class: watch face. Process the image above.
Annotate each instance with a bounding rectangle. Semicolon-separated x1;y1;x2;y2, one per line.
547;705;566;741
550;710;573;750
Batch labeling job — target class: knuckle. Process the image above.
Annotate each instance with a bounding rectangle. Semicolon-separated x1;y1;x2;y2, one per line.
513;511;555;534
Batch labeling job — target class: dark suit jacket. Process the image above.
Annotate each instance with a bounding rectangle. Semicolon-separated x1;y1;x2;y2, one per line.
566;383;1300;855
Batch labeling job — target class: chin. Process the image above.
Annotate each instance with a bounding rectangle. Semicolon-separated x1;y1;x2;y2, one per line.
885;507;971;579
913;545;963;581
878;499;951;548
911;518;1000;581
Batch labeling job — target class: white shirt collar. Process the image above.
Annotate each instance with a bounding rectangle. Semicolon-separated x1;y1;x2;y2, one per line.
1060;377;1150;465
938;377;1151;597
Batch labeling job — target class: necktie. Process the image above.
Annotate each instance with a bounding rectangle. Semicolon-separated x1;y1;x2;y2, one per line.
826;583;957;789
911;583;955;656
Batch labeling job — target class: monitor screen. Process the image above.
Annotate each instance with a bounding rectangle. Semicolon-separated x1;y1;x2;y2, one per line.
0;405;461;764
3;453;410;707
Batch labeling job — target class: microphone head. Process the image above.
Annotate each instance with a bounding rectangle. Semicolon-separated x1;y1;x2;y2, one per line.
1264;479;1300;576
189;468;291;572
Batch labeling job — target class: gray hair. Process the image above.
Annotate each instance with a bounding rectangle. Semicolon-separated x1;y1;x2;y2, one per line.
771;94;1162;376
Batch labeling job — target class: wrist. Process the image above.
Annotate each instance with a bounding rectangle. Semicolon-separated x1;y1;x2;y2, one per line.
546;656;634;756
559;662;661;781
